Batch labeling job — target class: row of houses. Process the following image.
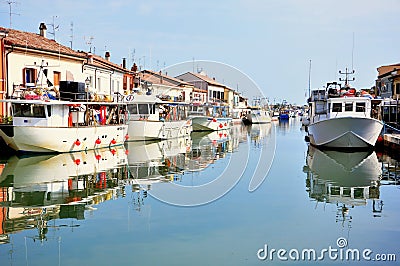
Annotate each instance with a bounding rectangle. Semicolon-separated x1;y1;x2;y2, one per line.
0;23;248;118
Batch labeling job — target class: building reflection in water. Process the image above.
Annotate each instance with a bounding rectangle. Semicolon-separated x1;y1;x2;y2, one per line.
0;147;129;244
303;145;383;227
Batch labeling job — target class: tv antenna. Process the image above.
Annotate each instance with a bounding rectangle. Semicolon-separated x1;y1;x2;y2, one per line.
48;15;59;40
69;22;74;49
4;1;20;28
84;36;94;52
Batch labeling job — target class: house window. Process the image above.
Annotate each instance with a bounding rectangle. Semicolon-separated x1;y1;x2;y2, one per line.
53;71;61;86
24;68;37;87
345;103;353;111
332;103;342;112
97;77;101;91
123;76;127;90
396;83;400;95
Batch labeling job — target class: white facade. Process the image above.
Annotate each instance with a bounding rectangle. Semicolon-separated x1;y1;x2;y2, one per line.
83;65;124;98
6;51;85;96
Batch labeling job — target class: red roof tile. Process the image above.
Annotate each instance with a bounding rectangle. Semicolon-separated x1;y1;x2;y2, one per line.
2;26;85;58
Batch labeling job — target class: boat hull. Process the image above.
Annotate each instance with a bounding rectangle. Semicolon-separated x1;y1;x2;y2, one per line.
190;116;232;131
0;125;128;153
307;117;383;149
249;113;271;124
127;119;192;141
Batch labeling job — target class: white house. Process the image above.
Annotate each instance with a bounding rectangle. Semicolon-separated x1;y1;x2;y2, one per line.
3;23;86;102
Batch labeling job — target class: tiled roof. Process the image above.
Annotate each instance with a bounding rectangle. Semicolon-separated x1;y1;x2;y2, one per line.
88;53;128;72
188;72;226;87
142;69;193;87
1;26;85;58
140;71;178;87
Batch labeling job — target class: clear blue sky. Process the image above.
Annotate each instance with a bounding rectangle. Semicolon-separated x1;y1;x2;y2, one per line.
1;0;399;104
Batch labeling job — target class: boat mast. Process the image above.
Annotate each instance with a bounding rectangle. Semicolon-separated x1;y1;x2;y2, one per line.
308;59;312;99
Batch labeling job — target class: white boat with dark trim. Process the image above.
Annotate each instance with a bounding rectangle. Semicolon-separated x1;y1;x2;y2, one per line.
242;98;271;125
124;94;192;140
242;107;272;125
307;81;383;149
0;91;128;153
188;104;232;131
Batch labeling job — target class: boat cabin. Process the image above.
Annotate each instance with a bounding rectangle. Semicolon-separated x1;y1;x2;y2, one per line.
188;104;230;118
125;94;189;122
308;88;380;123
11;100;70;127
10;100;126;128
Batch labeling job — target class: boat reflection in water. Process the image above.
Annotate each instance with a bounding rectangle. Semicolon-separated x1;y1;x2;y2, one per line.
125;136;191;187
247;123;272;147
0;147;129;244
304;145;383;224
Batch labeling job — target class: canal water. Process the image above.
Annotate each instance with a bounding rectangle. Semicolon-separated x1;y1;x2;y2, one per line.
0;118;399;265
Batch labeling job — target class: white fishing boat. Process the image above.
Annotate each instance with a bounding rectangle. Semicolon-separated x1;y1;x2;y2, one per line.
231;107;250;125
188;104;232;131
242;98;271;125
124;94;192;140
0;91;129;153
242;106;272;125
307;81;383;149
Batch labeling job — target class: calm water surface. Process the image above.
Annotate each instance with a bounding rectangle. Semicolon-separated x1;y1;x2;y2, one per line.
0;118;399;266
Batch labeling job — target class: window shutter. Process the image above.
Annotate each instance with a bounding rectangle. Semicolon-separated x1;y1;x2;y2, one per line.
22;68;26;86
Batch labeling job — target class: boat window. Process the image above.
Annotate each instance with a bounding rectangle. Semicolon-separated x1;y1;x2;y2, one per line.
147;104;155;114
138;104;149;114
356;102;366;112
332;103;342;112
47;105;52;117
127;104;138;115
13;103;46;118
345;103;353;112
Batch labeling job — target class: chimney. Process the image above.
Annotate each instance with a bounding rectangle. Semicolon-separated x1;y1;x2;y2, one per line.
87;53;94;64
105;51;110;61
39;23;47;38
122;58;126;69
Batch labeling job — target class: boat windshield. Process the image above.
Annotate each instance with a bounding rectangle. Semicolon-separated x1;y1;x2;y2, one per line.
12;103;47;118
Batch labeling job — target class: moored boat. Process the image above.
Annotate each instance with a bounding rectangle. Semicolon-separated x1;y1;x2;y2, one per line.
242;106;272;125
0;92;128;153
188;104;232;131
307;81;383;149
124;94;192;140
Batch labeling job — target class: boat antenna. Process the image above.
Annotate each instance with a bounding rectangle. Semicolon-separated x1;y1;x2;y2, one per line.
308;59;312;99
339;67;355;87
351;32;355;70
